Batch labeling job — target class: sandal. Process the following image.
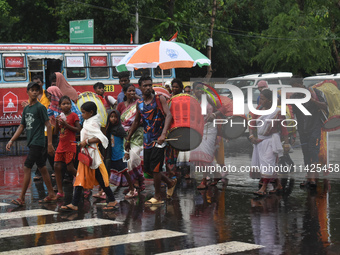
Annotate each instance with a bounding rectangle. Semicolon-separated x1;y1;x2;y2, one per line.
39;196;57;203
125;189;138;199
56;192;65;200
167;178;177;198
11;198;25;206
145;197;164;205
102;201;119;211
60;204;78;212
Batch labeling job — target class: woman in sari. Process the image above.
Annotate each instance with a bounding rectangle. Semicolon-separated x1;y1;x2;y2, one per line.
115;83;145;192
50;72;78;103
249;89;290;196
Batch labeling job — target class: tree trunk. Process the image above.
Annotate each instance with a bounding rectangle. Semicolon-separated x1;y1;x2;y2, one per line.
332;40;340;72
205;0;217;79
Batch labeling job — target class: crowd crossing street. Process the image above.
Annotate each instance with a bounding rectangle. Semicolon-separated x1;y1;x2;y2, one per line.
1;131;340;254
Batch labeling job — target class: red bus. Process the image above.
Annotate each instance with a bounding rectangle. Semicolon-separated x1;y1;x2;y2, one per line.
0;43;175;128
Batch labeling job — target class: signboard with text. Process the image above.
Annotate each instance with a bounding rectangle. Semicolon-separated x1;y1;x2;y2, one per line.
70;19;94;43
5;57;24;68
90;56;107;66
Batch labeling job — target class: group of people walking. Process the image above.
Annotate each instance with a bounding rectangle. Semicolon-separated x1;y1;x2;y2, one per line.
6;72;328;210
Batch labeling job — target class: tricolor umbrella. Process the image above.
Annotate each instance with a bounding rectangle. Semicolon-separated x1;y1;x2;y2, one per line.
116;39;211;72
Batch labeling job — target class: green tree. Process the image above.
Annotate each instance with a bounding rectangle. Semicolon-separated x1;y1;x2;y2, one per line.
252;3;334;76
0;0;57;42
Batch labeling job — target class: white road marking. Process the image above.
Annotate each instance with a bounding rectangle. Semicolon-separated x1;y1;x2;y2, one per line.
0;218;121;239
0;229;187;255
156;241;264;255
0;209;58;220
0;203;10;207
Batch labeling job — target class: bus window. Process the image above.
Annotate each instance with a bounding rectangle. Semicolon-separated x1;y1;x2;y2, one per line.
134;68;151;77
3;56;26;81
28;59;44;81
65;54;86;79
89;54;109;78
153;67;171;77
66;68;86;78
28;60;43;71
111;55;125;78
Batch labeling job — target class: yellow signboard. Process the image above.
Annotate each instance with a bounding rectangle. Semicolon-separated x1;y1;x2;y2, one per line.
105;85;115;92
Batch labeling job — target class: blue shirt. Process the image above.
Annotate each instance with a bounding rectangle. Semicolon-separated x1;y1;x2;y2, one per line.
117;88;142;104
110;134;124;161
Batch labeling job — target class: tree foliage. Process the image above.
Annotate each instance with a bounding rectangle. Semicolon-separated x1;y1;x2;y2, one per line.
252;3;334;76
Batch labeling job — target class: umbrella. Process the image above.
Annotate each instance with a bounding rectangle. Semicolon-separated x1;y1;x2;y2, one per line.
116;39;211;72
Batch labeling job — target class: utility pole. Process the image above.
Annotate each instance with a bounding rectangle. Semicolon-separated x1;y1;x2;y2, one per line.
134;1;139;44
205;0;217;79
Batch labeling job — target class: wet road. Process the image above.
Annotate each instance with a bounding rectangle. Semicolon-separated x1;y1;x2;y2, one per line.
1;132;340;254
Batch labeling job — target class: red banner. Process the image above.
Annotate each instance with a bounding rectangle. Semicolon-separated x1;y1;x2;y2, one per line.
90;56;107;67
5;57;24;68
0;44;137;52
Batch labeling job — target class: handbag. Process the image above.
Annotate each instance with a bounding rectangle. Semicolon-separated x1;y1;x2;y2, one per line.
78;147;92;167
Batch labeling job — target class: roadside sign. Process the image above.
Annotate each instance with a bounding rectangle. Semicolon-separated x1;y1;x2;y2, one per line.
70;19;94;43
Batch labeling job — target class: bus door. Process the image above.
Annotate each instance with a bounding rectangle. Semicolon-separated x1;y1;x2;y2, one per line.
45;59;62;88
27;54;62;89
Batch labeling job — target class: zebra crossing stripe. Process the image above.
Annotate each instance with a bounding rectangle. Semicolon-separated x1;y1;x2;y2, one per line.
0;209;58;220
0;203;10;207
0;218;121;239
156;241;264;254
0;229;187;255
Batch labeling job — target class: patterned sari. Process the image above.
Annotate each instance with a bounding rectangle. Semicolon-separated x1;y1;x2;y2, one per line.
121;101;143;148
110;101;145;187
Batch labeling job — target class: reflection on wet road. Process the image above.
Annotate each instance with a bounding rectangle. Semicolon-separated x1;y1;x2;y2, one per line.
0;132;340;254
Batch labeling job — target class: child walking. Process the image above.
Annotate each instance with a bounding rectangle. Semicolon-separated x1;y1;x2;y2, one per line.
6;82;57;205
54;96;81;199
93;82;117;112
60;101;117;211
106;110;138;199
